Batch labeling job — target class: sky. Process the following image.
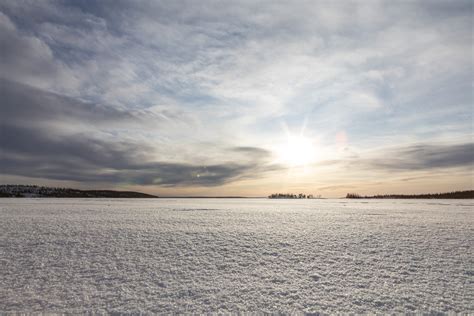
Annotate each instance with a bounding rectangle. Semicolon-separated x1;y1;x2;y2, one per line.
0;0;473;197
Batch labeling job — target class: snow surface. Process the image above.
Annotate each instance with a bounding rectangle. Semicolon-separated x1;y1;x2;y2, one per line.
0;198;472;313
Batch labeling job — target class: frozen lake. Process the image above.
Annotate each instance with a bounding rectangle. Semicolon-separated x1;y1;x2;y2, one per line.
0;198;472;313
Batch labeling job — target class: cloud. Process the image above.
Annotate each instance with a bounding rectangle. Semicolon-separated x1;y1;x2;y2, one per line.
0;82;278;186
232;146;272;159
1;79;137;127
363;143;474;171
0;121;278;186
1;79;279;187
1;78;201;141
334;143;474;173
1;1;470;125
0;11;78;91
136;162;277;187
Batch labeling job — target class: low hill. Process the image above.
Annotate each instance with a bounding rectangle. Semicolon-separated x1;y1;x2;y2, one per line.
0;185;158;198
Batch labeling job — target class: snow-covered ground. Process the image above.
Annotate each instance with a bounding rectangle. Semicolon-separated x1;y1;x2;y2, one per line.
0;198;472;313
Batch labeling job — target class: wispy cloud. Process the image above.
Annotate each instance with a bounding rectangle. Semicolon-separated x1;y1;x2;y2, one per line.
364;143;474;172
341;143;474;172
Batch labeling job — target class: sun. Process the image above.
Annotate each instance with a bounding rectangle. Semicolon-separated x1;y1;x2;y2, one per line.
276;135;315;167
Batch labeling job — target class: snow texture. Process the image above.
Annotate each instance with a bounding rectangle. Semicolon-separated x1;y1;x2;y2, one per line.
1;198;472;313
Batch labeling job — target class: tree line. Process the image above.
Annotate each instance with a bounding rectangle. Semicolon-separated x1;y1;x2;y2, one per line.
268;193;320;199
346;190;474;199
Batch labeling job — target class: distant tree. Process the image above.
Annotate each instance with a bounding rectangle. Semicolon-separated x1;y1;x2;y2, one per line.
346;193;362;199
269;193;318;199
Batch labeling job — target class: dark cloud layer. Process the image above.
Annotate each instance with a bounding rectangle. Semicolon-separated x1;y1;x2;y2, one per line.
0;122;276;186
348;143;474;172
232;146;272;159
1;79;276;186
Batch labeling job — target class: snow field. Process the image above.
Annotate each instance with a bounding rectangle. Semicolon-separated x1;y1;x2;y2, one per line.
0;198;472;313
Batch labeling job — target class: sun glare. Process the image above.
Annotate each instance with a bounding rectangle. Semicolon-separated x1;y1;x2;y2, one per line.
277;135;315;167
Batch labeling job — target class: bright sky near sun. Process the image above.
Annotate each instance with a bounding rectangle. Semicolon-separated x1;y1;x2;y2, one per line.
1;1;472;197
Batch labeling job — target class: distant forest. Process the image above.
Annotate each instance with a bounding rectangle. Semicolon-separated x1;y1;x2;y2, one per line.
0;185;158;198
346;190;474;199
268;193;320;199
